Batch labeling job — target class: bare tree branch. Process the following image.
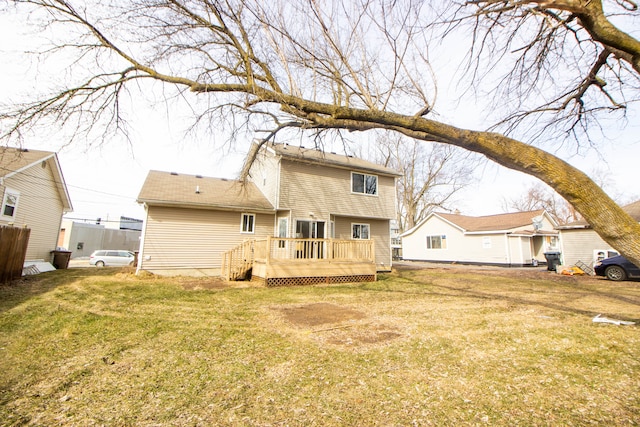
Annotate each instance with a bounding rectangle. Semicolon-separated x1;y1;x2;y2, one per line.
2;0;640;267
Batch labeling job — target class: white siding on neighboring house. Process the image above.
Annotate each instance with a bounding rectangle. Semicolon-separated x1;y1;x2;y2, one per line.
401;212;553;266
507;235;534;265
139;206;275;275
0;161;65;261
402;217;462;263
559;228;616;267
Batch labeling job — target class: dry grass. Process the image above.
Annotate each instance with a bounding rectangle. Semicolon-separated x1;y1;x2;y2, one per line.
0;265;639;426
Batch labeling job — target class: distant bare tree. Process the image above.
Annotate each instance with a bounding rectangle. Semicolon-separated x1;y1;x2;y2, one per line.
1;0;639;266
375;134;474;231
503;183;581;225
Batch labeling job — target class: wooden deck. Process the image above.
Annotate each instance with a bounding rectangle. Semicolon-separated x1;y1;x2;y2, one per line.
221;237;376;286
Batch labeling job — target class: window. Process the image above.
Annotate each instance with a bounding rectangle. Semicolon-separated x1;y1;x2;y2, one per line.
241;213;255;233
352;223;370;240
426;235;447;249
1;189;19;219
351;172;377;195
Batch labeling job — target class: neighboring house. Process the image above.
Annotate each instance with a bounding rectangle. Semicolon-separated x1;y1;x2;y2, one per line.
136;142;400;281
557;200;640;267
401;210;559;266
0;147;73;261
58;219;142;258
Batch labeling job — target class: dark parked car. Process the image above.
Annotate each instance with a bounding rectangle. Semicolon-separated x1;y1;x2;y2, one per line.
594;255;640;281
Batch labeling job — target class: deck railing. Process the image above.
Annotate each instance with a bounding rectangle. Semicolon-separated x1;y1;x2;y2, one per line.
257;237;374;263
222;237;375;280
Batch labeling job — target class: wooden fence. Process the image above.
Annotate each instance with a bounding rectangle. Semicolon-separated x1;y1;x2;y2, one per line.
0;225;31;284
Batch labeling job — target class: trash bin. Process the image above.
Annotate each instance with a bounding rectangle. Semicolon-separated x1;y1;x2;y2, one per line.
50;250;72;269
543;251;562;271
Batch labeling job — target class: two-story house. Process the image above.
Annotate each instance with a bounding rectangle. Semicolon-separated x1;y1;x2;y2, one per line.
0;147;73;262
136;142;400;284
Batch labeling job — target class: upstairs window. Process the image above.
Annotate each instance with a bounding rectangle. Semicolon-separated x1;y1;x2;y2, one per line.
1;189;19;219
352;223;370;240
426;235;446;249
351;172;377;195
241;213;255;233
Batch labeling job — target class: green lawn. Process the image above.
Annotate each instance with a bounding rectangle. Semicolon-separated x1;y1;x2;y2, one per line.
1;266;638;426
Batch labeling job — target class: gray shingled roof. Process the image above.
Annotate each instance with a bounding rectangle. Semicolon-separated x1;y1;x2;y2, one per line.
558;200;640;228
137;170;274;212
267;143;401;177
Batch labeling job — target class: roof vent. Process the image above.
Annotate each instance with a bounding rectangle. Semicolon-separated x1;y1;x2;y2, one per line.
170;172;178;176
195;185;201;194
195;174;203;178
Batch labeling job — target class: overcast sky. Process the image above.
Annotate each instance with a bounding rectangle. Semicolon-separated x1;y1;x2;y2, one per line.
1;6;638;225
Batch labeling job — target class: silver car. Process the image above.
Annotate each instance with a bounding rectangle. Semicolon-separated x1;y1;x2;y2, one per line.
89;250;135;267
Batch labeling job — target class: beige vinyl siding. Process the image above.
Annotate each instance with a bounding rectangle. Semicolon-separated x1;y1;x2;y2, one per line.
334;216;391;271
559;228;613;267
402;216;513;264
250;150;281;207
139;206;275;272
278;159;396;220
0;162;64;261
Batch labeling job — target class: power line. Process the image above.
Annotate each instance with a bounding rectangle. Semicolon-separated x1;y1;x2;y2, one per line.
1;165;139;200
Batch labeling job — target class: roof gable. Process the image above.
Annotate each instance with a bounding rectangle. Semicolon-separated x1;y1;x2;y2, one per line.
1;147;55;178
402;209;553;237
559;200;640;229
265;142;401;177
137;170;274;212
0;147;73;211
622;200;640;221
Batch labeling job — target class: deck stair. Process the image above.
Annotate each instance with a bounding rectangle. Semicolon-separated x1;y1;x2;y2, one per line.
221;239;256;280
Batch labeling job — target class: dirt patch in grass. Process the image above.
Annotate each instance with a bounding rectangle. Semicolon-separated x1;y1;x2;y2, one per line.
275;302;402;347
325;324;402;345
278;302;366;326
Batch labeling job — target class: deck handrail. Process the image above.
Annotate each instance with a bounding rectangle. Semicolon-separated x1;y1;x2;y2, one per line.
256;237;374;263
221;239;264;280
